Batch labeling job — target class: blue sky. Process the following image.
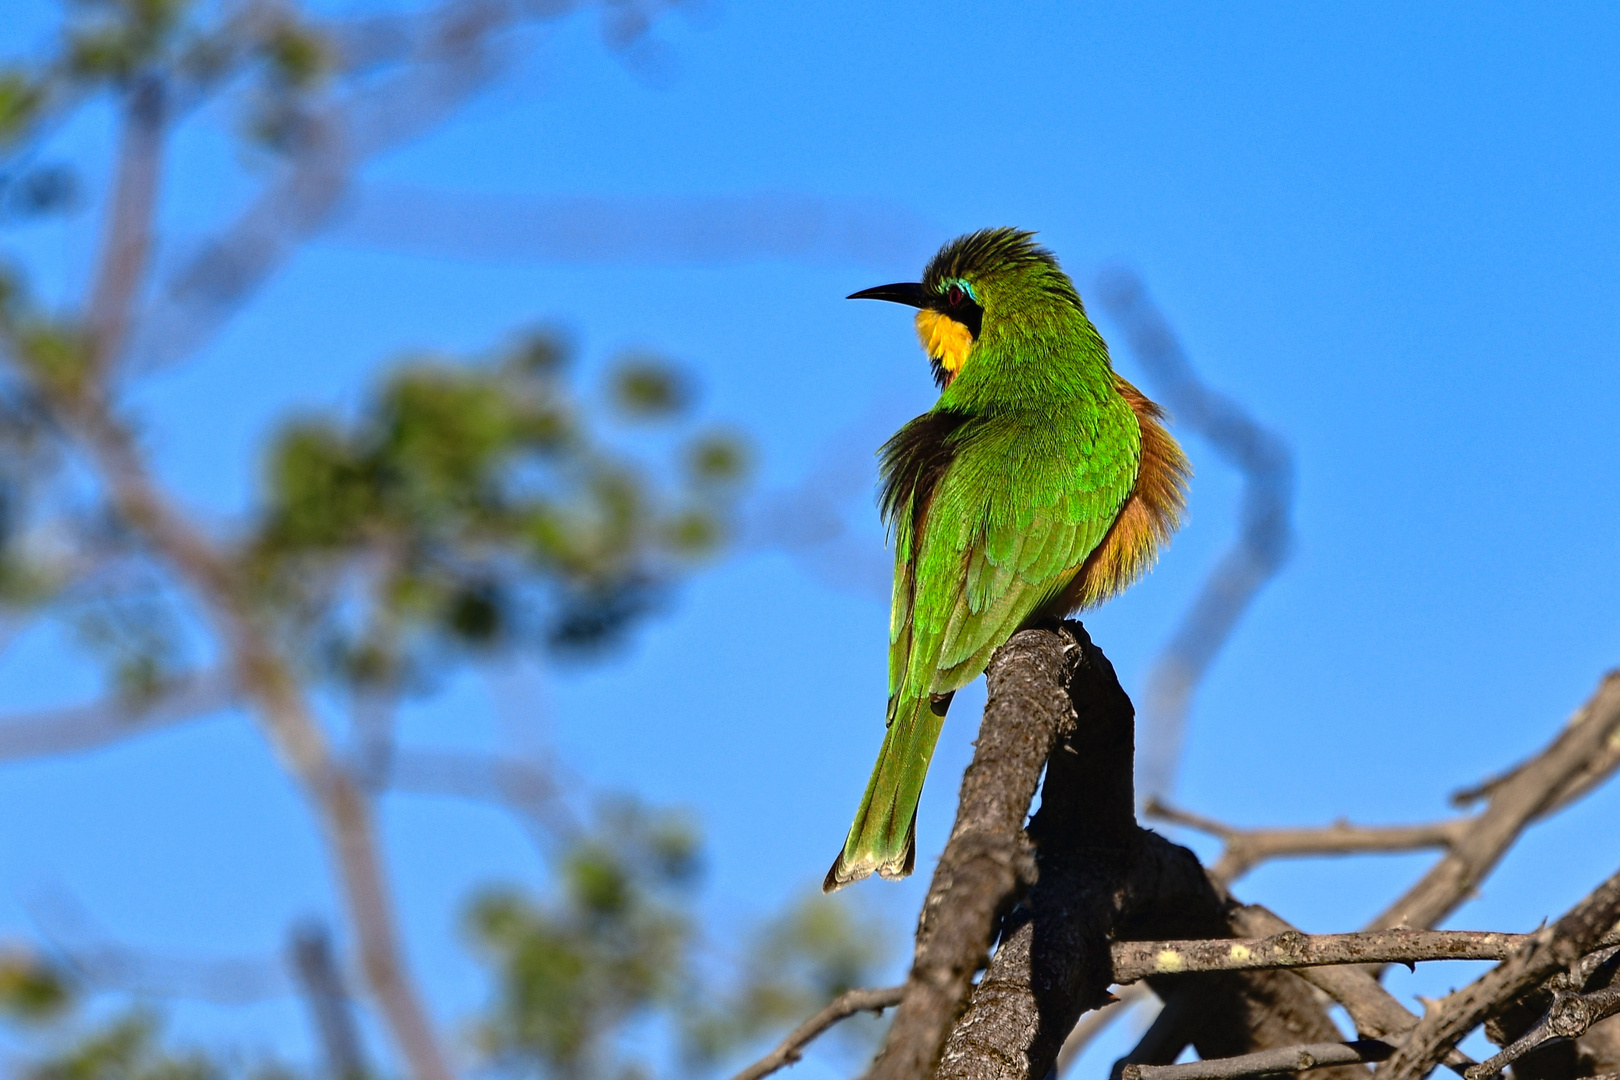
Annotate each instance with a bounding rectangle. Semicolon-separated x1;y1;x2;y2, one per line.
2;0;1620;1074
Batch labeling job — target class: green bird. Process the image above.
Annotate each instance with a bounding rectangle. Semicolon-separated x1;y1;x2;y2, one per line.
824;228;1191;892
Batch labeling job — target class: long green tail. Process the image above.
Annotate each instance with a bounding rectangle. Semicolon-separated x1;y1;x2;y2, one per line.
823;694;951;892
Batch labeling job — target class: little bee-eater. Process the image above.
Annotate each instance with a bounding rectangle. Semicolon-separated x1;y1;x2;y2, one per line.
825;228;1190;891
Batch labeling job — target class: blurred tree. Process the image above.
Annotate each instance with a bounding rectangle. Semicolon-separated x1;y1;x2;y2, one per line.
0;0;885;1077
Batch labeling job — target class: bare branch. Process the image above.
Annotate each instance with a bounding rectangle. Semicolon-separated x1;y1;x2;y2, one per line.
29;888;284;1003
0;668;235;762
386;747;579;840
1121;1040;1394;1080
1093;269;1294;803
1228;905;1476;1074
1370;670;1620;932
1451;709;1620;822
865;625;1082;1080
1469;986;1620;1080
1111;928;1556;984
1375;862;1620;1080
86;74;165;375
139;0;691;371
1145;797;1471;884
727;986;905;1080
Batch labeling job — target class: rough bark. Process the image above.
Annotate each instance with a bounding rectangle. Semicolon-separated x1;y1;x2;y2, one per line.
863;625;1082;1080
924;624;1359;1080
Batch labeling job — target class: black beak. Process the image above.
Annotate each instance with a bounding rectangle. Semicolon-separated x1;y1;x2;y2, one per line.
847;282;929;308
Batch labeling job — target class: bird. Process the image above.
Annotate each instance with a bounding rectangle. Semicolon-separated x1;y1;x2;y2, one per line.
824;228;1190;892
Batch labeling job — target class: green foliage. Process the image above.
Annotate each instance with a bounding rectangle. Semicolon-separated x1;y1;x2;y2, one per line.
0;951;72;1023
252;331;749;687
468;801;699;1080
25;1013;220;1080
468;803;889;1080
259;21;326;89
65;0;189;82
609;354;692;420
0;70;43;146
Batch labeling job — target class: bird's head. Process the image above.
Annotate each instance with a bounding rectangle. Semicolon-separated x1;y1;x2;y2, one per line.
849;228;1081;388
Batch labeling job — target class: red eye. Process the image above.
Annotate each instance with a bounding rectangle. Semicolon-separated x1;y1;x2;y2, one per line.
947;285;965;306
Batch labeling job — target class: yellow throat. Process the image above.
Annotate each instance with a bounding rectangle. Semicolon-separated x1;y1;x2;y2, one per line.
914;309;973;381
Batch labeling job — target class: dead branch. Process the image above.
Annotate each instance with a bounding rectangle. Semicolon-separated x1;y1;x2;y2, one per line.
863;625;1081;1080
1451;710;1620;821
1121;1040;1394;1080
1370;670;1620;932
1375;862;1620;1080
728;985;905;1080
0;668;235;762
931;624;1360;1080
1111;928;1550;984
1145;798;1471;884
1470;986;1620;1080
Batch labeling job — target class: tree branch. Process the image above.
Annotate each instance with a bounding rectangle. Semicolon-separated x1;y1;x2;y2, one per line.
1375;862;1620;1080
1111;928;1566;984
290;921;371;1080
1228;905;1476;1074
1369;670;1620;932
64;401;455;1080
1145;798;1471;885
1122;1041;1395;1080
0;668;235;762
1469;986;1620;1080
863;625;1082;1080
728;986;905;1080
86;74;165;376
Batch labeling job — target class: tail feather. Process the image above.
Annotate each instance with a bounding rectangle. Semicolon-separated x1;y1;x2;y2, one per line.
823;695;947;892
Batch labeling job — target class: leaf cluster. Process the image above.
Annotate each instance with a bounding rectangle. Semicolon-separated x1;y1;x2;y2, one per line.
467;801;890;1080
248;331;749;690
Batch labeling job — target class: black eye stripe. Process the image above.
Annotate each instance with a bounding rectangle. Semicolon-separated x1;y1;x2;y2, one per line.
924;281;983;338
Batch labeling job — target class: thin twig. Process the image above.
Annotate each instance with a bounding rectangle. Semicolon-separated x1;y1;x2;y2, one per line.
290;922;371;1080
1468;986;1620;1080
1121;1040;1394;1080
727;986;905;1080
1145;798;1471;884
86;74;165;376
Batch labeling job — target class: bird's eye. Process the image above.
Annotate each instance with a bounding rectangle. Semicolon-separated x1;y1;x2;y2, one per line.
947;285;965;306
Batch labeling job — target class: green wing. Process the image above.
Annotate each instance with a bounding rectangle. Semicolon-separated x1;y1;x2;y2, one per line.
889;411;1140;705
